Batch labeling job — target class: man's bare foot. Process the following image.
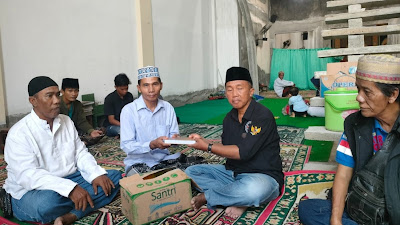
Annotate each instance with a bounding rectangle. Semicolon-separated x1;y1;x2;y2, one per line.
191;193;207;211
54;213;78;225
290;114;295;118
225;206;247;219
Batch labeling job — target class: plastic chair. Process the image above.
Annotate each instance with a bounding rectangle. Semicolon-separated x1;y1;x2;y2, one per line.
81;94;104;128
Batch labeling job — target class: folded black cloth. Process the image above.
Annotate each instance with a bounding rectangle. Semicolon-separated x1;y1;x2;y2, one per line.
130;154;206;174
0;188;13;218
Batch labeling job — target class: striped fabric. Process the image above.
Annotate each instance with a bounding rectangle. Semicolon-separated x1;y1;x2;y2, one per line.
335;119;388;168
93;211;113;225
356;54;400;84
335;133;355;168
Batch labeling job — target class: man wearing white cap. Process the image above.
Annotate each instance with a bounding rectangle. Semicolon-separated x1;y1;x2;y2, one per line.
120;66;180;176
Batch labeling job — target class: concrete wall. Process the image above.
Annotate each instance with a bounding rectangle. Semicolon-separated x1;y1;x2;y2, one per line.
270;0;327;21
388;18;400;58
266;0;330;84
152;0;238;95
0;31;6;127
239;0;271;86
215;0;240;85
0;0;138;118
0;0;240;123
238;0;329;88
250;0;271;86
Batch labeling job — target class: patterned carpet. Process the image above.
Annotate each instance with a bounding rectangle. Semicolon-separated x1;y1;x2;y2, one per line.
179;124;306;144
0;124;311;225
136;171;335;225
236;170;335;225
87;124;308;175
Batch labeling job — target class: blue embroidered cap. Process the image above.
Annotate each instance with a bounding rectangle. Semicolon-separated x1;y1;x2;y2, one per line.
137;66;160;80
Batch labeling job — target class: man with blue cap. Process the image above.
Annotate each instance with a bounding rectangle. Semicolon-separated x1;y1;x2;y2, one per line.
1;76;121;224
120;66;181;176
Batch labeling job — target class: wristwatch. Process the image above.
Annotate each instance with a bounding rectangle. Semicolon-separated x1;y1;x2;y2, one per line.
207;143;213;153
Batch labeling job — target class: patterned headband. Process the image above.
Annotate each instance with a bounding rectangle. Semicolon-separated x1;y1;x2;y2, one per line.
356;54;400;84
138;66;160;80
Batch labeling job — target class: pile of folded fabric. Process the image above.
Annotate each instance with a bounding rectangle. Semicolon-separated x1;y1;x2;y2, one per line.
208;91;225;100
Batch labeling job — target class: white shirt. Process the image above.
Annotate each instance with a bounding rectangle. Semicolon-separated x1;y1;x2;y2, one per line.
3;110;106;199
273;78;294;97
120;95;180;170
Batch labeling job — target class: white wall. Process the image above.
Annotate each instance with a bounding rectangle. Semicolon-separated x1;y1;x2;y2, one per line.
152;0;239;94
152;0;214;94
0;0;239;117
215;0;240;85
0;0;138;115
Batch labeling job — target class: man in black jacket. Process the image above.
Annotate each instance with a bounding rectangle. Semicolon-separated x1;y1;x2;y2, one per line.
185;67;283;219
299;54;400;225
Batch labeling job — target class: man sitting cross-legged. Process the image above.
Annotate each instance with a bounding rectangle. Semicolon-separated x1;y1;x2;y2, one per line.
273;71;295;97
103;73;134;137
120;66;181;176
185;67;284;219
1;76;121;225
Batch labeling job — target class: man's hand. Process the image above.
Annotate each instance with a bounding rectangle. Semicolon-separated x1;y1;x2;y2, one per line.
69;185;94;211
92;174;115;196
188;133;208;151
90;130;103;138
149;136;171;150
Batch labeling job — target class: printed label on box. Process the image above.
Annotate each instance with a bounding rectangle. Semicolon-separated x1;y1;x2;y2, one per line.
320;74;356;97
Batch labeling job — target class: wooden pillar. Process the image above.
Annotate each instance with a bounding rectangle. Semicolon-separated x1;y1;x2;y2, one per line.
0;29;7;127
347;4;364;62
135;0;155;67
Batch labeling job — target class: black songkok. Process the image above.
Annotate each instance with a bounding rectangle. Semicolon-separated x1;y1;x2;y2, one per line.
62;78;79;90
28;76;58;96
225;67;253;85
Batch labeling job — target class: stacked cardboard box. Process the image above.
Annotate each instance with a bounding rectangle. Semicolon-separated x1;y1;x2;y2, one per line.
320;62;358;97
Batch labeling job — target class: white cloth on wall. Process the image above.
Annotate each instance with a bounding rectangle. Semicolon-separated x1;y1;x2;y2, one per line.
307;107;325;117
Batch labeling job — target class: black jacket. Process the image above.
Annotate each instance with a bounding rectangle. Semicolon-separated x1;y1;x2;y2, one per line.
344;111;400;224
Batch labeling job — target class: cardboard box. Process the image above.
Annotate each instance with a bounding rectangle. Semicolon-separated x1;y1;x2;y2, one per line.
326;62;358;76
314;71;326;79
120;168;192;225
320;62;358;97
320;74;356;97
